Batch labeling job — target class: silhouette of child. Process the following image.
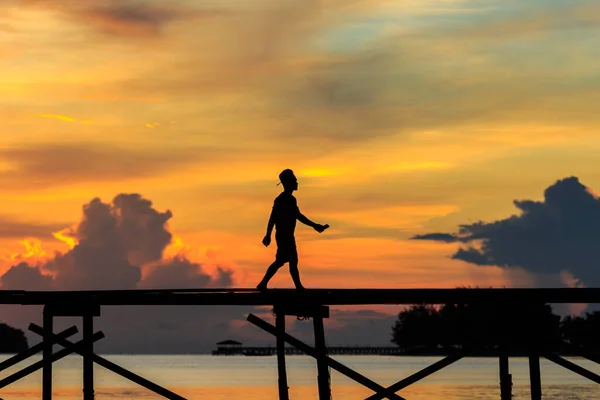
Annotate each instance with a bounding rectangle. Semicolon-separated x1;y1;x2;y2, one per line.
256;169;328;290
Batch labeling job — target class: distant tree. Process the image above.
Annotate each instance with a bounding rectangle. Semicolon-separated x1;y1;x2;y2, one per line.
562;311;600;352
390;287;562;354
391;305;440;352
0;323;28;353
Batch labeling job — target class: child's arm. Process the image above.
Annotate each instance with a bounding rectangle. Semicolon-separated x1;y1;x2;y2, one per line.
263;203;276;246
266;208;275;236
297;212;318;228
298;211;328;232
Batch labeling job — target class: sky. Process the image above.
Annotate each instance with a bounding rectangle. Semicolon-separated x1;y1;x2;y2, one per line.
2;0;600;352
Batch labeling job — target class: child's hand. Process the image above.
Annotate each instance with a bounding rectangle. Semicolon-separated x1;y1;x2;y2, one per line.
314;224;329;233
262;235;271;247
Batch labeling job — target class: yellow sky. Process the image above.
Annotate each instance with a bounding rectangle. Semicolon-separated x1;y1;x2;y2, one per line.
3;0;600;290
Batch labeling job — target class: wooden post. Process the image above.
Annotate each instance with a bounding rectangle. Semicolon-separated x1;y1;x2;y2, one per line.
529;352;542;400
83;312;94;400
313;315;330;400
499;345;512;400
42;306;53;400
276;312;289;400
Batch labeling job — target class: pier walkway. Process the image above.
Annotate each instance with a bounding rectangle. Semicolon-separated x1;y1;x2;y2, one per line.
0;287;599;305
0;287;598;400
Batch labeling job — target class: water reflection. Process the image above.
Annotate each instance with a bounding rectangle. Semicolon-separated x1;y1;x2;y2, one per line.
0;355;599;399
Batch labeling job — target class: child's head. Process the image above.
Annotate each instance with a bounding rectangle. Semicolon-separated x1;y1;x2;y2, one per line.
279;169;298;191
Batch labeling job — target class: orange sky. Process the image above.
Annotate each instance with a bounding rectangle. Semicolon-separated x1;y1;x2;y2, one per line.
3;0;600;292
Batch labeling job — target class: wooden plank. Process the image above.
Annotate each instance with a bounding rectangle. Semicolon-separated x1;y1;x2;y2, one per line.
0;288;599;306
313;316;330;400
46;302;101;317
42;308;53;400
499;345;512;400
274;304;329;318
83;314;94;400
529;353;542;400
545;353;600;384
276;312;289;400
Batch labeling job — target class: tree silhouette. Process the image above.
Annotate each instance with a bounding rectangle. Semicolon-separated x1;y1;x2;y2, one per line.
562;311;600;352
391;305;440;353
391;288;562;354
0;322;28;353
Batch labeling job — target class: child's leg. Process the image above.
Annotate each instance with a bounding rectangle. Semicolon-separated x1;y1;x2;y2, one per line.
288;258;304;289
257;259;285;289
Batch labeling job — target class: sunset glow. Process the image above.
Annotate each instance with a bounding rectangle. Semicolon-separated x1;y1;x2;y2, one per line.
3;0;600;353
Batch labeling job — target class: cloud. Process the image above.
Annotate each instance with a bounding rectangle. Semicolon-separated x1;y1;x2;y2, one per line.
0;143;211;189
18;0;207;39
111;194;173;266
141;257;234;289
0;217;66;239
454;0;600;39
110;0;600;151
0;262;54;290
411;233;461;242
413;176;600;288
41;195;143;290
2;192;220;290
38;114;76;122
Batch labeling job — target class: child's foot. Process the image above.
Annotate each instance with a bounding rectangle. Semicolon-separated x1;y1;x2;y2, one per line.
295;285;305;290
256;283;267;291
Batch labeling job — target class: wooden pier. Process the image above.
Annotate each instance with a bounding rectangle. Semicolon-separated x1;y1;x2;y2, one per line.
213;345;405;356
0;287;599;399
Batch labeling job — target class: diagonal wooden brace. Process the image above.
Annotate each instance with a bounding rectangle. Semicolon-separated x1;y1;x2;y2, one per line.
0;326;78;372
247;313;405;400
364;349;469;400
544;353;600;384
29;324;187;400
0;331;104;388
559;340;600;365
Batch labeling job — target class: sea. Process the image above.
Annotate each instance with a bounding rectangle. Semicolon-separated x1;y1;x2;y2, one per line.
0;355;598;399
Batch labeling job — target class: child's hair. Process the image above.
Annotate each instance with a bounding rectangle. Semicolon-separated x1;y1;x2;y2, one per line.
278;169;295;186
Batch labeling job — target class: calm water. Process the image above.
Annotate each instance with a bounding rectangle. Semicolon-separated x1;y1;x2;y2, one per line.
0;355;598;399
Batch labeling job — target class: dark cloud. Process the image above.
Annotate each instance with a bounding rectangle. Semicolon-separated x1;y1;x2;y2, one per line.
2;193;195;290
47;197;141;290
112;194;173;266
411;233;461;243
415;176;600;287
0;262;54;290
0;143;206;189
141;257;234;289
19;0;207;38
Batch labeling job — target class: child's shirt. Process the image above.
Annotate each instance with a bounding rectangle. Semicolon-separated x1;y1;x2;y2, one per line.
272;192;300;239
